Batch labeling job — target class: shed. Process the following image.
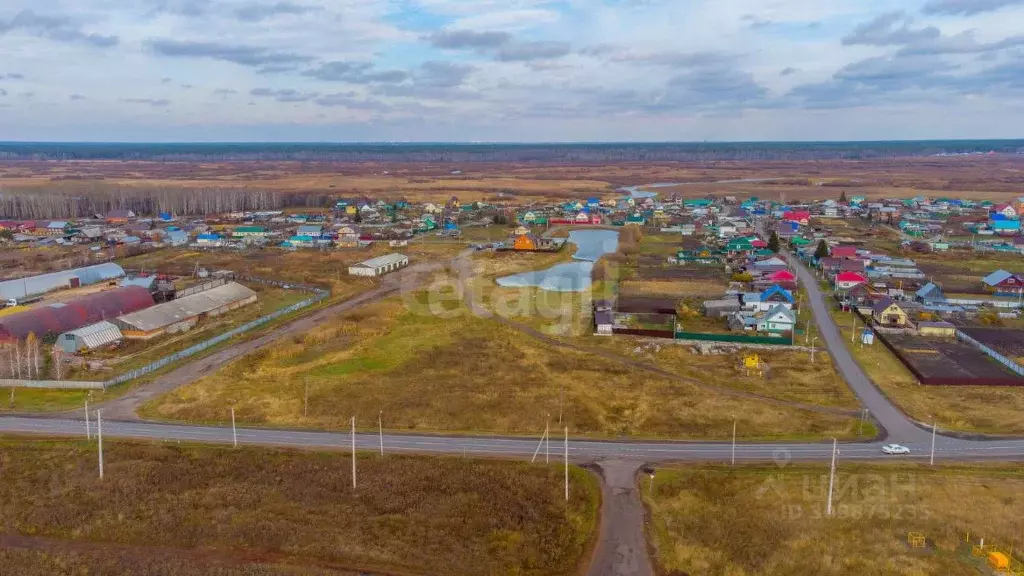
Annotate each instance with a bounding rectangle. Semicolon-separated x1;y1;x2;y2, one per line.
918;321;956;338
114;282;257;339
347;253;409;277
59;321;124;353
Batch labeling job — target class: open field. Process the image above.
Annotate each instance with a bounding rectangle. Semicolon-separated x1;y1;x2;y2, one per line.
584;337;861;412
829;307;1024;435
7;157;1024;217
144;293;863;441
0;437;598;576
644;463;1024;576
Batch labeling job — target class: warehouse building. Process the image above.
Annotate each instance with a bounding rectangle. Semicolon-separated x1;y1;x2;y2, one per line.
347;253;409;277
0;286;154;342
0;263;127;302
58;321;124;353
114;282;257;339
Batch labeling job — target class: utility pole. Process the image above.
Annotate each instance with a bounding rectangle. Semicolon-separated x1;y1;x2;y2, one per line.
351;416;357;489
858;409;868;436
805;320;811;344
85;400;90;440
558;381;564;425
231;407;237;448
304;379;309;418
930;421;937;466
826;438;837;517
731;417;737;466
545;416;550;464
564;426;569;502
378;411;384;457
97;410;104;480
851;313;856;343
811;337;818;363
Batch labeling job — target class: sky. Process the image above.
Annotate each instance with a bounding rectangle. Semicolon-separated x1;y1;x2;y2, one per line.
1;0;1024;142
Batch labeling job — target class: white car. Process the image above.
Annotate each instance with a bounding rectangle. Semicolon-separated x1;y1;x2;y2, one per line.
881;444;911;455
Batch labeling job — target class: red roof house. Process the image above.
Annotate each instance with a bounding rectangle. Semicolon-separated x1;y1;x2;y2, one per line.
766;270;797;283
783;211;811;225
834;271;868;291
830;245;858;259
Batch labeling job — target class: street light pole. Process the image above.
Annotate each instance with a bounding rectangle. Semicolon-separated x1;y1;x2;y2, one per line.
930;421;937;466
731;417;736;466
84;400;90;440
826;438;837;516
378;411;384;457
564;426;569;502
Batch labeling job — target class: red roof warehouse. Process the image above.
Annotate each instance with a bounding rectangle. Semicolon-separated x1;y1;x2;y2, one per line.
0;286;154;341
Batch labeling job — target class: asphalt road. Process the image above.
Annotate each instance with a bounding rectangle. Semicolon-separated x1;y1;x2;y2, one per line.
787;248;933;443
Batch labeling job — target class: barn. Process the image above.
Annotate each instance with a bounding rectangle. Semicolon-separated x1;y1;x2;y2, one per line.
347;253;409;277
0;263;127;301
113;282;257;339
0;286;154;342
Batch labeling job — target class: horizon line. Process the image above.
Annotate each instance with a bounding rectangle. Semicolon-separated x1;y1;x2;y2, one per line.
1;138;1023;146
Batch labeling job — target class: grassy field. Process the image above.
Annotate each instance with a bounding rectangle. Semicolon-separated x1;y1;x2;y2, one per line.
590;338;860;410
143;293;863;440
829;307;1024;435
644;463;1024;576
0;438;598;576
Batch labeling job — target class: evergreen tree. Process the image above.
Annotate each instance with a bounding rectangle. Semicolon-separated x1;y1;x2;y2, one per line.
815;240;830;259
767;231;781;253
839;190;847;203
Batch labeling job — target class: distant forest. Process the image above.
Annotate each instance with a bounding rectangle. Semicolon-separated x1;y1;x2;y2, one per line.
1;140;1023;162
0;185;290;220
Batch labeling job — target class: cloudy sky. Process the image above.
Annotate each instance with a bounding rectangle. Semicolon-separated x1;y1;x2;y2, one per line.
1;0;1024;141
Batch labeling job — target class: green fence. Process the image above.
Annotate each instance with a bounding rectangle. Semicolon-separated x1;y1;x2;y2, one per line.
674;331;793;345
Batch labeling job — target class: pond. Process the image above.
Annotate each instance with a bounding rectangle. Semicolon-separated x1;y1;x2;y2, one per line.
496;229;619;292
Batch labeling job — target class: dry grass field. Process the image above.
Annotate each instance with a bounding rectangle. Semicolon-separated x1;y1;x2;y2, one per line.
594;340;860;410
143;294;862;440
829;307;1024;435
644;463;1024;576
6;156;1024;208
0;438;598;576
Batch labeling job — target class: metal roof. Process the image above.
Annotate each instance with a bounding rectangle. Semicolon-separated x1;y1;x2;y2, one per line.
115;282;256;332
0;286;153;341
61;321;123;350
353;253;408;269
0;263;127;301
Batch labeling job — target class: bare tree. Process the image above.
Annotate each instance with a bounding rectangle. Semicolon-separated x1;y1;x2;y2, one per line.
13;340;21;379
26;333;39;379
52;349;66;381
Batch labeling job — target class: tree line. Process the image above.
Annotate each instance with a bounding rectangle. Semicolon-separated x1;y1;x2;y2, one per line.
0;185;286;219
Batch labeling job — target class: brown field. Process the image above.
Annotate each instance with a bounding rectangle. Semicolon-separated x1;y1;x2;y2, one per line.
0;438;598;576
143;292;862;441
6;156;1024;205
645;463;1024;576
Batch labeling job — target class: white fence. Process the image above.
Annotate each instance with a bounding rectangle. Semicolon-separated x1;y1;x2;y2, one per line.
0;379;105;390
956;330;1024;377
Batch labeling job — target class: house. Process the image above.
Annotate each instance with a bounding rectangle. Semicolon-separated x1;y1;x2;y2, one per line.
915;282;945;305
522;211;537;224
166;230;189;246
46;221;71;235
106;209;136;224
992;220;1021;235
834;271;868;291
992;203;1018;219
727;311;759;331
872;298;908;327
982;270;1024;292
594;300;614;336
195;233;223;246
285;235;317;248
783;210;811;225
764;270;797;284
233;226;267;240
919;321;956;338
757;305;796;334
347;253;409;277
830;245;858;259
513;234;537;250
751;255;788;269
761;285;795;307
296;224;323;237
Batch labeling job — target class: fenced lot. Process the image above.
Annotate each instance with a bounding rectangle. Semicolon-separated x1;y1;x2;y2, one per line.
958;327;1024;361
882;333;1024;386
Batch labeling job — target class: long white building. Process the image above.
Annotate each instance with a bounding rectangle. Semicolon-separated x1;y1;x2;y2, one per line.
348;253;409;277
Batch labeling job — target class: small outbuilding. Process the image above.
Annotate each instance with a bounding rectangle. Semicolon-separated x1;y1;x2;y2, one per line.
918;321;956;338
347;253;409;277
59;321;124;353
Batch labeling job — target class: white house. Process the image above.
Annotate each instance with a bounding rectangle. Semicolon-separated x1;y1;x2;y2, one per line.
347;253;409;277
757;305;796;334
